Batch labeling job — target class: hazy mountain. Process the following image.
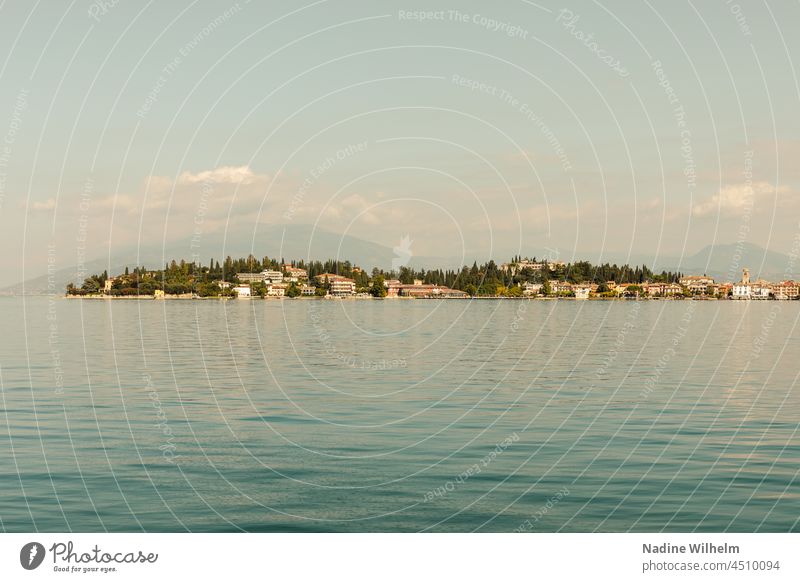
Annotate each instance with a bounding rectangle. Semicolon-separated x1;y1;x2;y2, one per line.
586;243;794;282
0;257;131;296
4;230;793;295
668;242;794;281
0;225;465;295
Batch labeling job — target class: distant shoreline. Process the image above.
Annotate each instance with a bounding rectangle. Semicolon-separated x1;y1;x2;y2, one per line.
56;294;748;301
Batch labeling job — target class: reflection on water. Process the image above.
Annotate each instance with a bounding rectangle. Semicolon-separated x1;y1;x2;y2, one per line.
1;297;799;531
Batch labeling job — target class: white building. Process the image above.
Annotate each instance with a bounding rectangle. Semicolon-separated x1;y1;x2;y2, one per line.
330;278;356;296
267;283;286;297
573;285;591;299
500;259;566;275
732;268;770;299
236;272;263;283
233;285;251;297
300;285;316;296
522;282;542;296
261;270;283;283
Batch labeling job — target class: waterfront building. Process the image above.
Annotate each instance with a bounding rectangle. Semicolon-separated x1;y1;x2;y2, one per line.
573;285;591;299
233;284;251;297
664;283;683;296
716;282;732;297
398;284;466;298
773;281;799;300
679;275;715;295
549;280;573;294
732;268;751;299
330;278;356;296
732;268;769;299
644;282;681;297
383;279;402;297
751;280;772;299
522;282;542;296
300;285;316;296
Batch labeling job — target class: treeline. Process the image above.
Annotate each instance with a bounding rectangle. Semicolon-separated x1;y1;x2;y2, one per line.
66;254;681;297
369;260;680;296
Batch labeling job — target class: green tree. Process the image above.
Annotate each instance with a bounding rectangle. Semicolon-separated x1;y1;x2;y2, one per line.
286;283;301;298
625;285;643;297
369;275;387;297
251;282;267;297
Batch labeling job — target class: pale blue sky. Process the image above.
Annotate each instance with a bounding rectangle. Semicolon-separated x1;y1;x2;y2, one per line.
1;0;799;285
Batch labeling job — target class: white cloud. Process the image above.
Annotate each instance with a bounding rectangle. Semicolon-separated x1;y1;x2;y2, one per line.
177;165;261;185
26;197;56;212
692;182;790;218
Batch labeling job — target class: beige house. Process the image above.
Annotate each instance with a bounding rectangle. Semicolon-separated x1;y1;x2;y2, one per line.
329;278;356;296
773;281;799;300
679;275;715;294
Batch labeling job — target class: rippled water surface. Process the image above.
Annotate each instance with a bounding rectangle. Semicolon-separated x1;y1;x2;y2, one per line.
1;297;799;531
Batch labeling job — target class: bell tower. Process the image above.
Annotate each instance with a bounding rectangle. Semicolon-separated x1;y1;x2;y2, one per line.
742;268;750;284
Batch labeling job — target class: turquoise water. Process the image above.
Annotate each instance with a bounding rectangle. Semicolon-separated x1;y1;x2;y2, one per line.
1;297;799;532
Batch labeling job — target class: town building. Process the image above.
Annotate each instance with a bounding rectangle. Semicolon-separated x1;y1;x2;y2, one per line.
267;283;287;297
233;284;251;297
383;279;402;297
300;285;316;296
679;275;715;295
773;281;799;300
646;282;683;297
283;266;307;282
522;282;542;296
398;284;466;298
237;270;284;284
329;278;356;296
732;268;770;299
261;270;284;283
315;273;349;284
236;272;264;283
715;283;733;297
548;280;573;294
500;259;566;275
573;285;591;299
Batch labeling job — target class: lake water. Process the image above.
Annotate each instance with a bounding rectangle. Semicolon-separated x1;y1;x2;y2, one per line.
1;297;799;532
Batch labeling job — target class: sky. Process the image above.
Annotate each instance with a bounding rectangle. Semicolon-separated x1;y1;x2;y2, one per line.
1;0;799;286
